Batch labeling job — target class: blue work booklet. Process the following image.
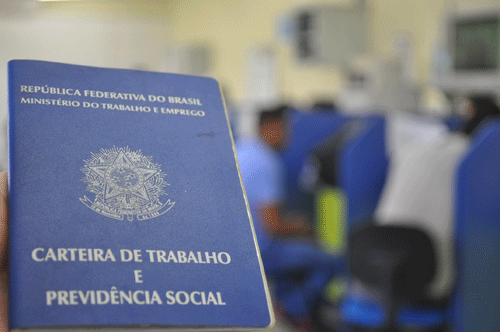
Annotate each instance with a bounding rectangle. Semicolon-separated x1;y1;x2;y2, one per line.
8;60;273;331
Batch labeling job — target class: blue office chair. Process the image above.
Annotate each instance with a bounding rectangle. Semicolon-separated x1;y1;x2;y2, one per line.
341;223;447;332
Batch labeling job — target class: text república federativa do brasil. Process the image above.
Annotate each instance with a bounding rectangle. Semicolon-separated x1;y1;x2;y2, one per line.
19;85;206;117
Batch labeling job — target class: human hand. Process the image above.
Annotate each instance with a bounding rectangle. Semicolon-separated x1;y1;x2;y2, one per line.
0;171;8;332
286;211;314;237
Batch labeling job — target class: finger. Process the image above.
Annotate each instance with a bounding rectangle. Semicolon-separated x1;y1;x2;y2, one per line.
0;171;7;270
0;171;8;332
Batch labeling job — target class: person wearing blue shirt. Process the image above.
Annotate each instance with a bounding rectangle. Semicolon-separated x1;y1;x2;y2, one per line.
236;106;343;330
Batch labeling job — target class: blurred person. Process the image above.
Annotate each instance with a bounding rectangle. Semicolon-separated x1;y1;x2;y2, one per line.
236;106;344;330
374;95;500;301
311;100;337;113
462;96;500;135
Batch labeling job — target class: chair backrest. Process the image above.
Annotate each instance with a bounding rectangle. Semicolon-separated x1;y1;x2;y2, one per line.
453;121;500;332
343;223;440;331
350;224;436;299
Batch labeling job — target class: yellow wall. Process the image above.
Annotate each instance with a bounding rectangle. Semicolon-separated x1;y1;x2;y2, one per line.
40;1;175;21
167;0;451;104
370;0;449;82
167;0;500;105
168;0;350;103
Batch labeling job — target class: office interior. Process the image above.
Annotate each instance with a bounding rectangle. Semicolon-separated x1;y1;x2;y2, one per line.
2;0;500;331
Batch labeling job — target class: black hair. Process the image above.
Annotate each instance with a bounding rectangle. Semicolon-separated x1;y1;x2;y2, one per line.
463;96;500;135
312;100;336;113
258;104;289;128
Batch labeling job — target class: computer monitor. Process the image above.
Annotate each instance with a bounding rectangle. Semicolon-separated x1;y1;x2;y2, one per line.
454;15;500;71
433;9;500;95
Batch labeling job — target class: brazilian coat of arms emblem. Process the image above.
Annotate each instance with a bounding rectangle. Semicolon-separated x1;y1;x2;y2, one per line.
80;147;175;221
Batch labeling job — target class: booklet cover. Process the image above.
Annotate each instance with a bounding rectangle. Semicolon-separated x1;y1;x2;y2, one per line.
8;60;273;330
